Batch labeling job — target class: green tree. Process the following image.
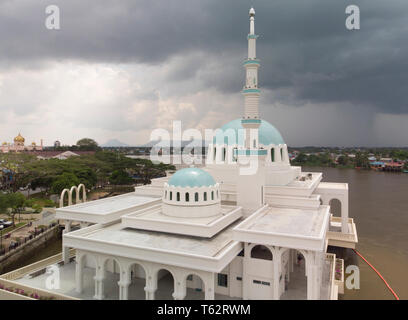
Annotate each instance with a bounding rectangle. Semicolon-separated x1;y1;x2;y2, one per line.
50;172;80;195
109;170;133;185
293;153;308;164
0;193;8;213
355;152;370;169
76;138;100;151
337;155;349;166
3;193;26;226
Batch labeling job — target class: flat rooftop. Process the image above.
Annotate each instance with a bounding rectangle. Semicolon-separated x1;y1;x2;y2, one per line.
121;204;242;237
76;222;237;257
233;205;330;251
248;206;326;237
56;193;161;224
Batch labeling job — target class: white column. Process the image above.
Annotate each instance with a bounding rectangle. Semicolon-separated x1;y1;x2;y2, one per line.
306;252;322;300
242;243;251;300
207;144;214;164
65;220;71;233
227;146;234;164
144;272;157;300
63;220;71;264
75;257;83;293
215;145;223;164
266;148;271;163
118;282;130;300
286;257;290;283
282;146;289;164
62;242;70;264
204;273;215;300
314;252;323;300
94;262;105;300
306;262;313;300
172;277;186;300
274;146;281;163
272;248;282;300
341;196;349;234
118;268;131;300
290;249;294;273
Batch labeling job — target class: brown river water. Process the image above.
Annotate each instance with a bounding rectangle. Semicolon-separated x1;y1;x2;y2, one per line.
6;167;408;300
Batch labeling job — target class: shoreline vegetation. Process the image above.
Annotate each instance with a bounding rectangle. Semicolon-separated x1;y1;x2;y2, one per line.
288;147;408;171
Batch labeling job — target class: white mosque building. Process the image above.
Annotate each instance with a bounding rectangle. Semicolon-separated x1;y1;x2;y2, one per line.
3;8;358;300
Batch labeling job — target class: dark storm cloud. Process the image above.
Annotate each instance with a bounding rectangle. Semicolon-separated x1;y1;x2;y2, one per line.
1;0;407;115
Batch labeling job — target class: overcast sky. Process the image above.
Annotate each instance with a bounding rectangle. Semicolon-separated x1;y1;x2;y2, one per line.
0;0;407;147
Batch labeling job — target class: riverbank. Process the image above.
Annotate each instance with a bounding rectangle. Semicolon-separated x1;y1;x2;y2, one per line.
0;227;61;275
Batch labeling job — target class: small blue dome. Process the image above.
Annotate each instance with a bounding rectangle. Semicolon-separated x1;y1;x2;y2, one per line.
213;119;285;146
168;168;216;188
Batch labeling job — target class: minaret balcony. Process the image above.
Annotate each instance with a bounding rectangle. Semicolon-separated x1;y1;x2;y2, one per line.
243;59;260;66
247;34;259;39
242;88;260;94
241;119;261;124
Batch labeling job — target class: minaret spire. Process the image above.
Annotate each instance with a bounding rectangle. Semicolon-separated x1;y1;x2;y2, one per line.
241;7;261;149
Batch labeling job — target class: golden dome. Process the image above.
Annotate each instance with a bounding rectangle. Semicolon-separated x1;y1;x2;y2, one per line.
14;133;25;143
2;142;7;146
31;142;36;146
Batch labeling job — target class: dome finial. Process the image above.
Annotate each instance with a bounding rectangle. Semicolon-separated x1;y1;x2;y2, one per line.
249;7;255;17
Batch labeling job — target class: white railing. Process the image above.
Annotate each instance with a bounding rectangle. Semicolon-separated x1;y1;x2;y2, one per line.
0;278;77;300
1;248;76;281
327;216;358;244
0;249;77;300
325;253;336;300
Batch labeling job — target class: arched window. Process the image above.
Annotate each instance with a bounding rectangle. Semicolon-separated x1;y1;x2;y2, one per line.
204;192;207;201
169;192;172;201
195;192;199;202
271;148;275;162
185;192;189;202
329;199;342;217
280;148;283;161
232;147;238;162
251;245;273;260
222;147;226;161
211;191;214;200
177;192;180;201
253;139;256;148
214;147;217;161
164;191;167;199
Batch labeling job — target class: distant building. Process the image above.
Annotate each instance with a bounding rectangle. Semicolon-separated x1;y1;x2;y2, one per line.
1;133;43;153
54;140;61;148
33;150;94;160
370;161;385;170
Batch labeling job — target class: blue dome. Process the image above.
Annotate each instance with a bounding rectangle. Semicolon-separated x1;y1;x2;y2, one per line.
213;119;285;146
168;168;216;188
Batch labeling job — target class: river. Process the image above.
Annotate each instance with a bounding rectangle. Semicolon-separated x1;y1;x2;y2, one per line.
8;167;408;299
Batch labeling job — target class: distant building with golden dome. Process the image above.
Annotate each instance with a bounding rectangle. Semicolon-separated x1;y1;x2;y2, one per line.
0;133;43;153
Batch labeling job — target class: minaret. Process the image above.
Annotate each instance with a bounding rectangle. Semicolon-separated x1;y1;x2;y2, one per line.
236;8;267;216
242;7;261;149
